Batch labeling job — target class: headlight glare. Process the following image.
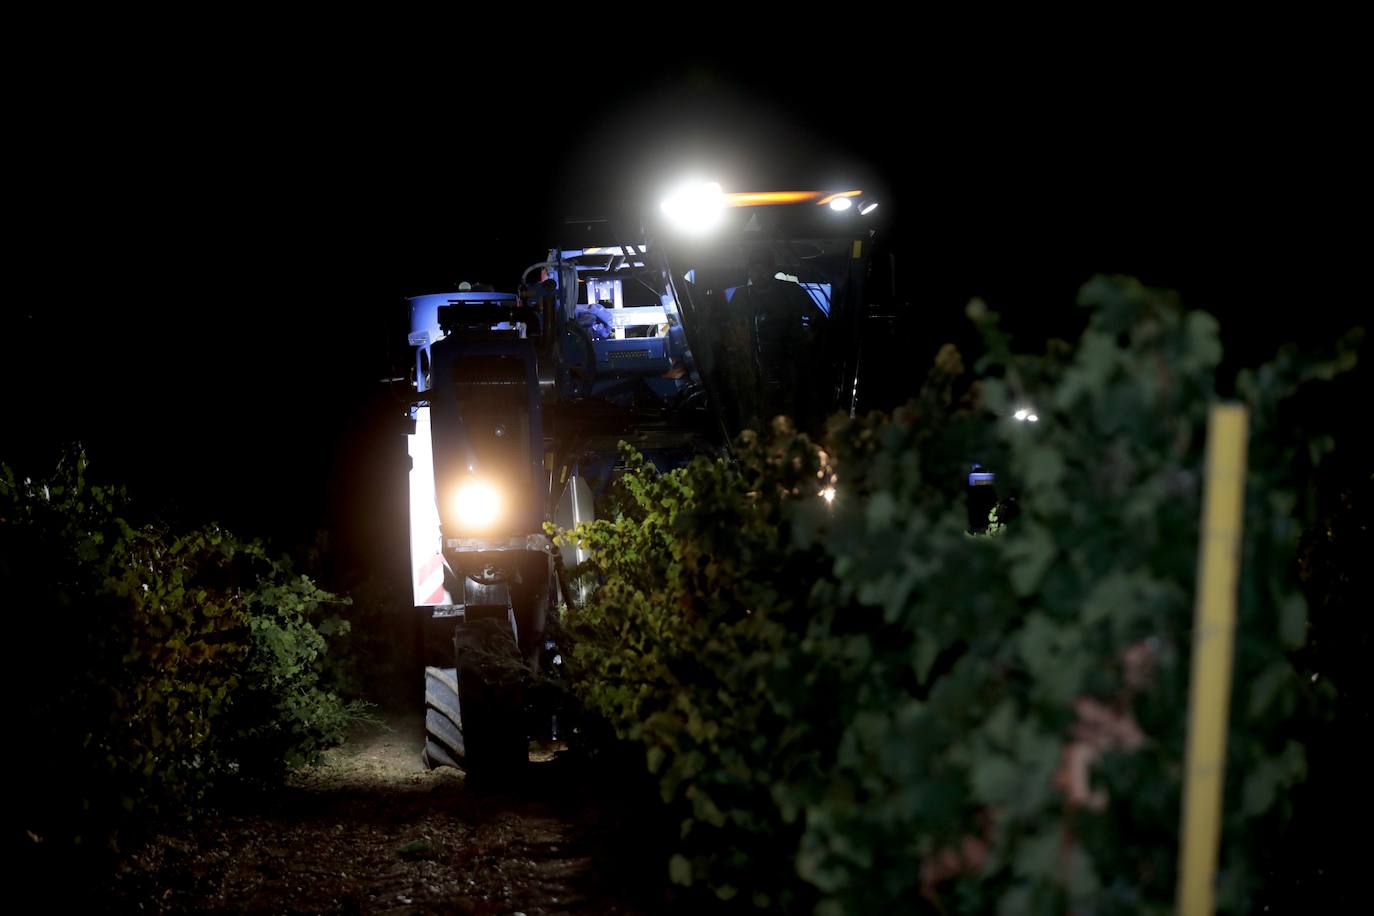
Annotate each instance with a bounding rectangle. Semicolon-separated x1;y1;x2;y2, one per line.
454;479;502;530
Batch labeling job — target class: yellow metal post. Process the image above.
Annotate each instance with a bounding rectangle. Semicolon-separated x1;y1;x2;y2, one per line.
1177;403;1249;915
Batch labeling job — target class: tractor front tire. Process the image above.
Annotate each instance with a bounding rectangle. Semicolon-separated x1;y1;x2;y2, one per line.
454;615;528;777
421;616;527;778
423;665;464;770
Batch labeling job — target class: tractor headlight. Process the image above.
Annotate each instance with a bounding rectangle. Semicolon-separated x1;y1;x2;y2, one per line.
660;181;724;235
454;479;502;530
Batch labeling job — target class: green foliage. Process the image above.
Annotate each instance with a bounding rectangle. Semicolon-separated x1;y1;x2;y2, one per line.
226;555;367;778
0;451;366;852
553;276;1360;913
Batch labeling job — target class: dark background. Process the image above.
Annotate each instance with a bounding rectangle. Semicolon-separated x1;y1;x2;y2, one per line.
3;49;1364;568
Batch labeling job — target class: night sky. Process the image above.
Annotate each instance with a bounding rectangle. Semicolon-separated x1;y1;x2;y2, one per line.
5;51;1364;579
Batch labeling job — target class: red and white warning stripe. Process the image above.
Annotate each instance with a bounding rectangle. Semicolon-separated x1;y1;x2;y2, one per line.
416;552;448;606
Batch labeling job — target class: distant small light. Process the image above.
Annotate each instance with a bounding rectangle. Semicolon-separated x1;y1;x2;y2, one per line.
821;487;836;503
1027;414;1039;423
1312;672;1319;683
1013;408;1030;421
829;197;853;212
860;201;879;215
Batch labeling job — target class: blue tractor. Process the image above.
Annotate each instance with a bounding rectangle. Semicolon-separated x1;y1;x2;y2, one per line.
405;185;894;773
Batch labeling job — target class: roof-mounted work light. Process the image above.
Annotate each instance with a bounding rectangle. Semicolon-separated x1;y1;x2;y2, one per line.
660;181;725;235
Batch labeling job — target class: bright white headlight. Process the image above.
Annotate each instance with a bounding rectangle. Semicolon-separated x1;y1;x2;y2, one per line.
660;181;725;235
454;480;502;529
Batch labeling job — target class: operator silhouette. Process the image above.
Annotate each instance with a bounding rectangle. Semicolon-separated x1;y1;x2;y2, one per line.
730;248;825;427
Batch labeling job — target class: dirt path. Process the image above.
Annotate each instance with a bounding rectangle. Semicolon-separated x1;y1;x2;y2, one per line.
106;712;668;914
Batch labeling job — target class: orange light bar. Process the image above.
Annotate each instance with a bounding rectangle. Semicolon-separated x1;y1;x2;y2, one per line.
722;190;863;208
723;191;821;207
816;190;863;205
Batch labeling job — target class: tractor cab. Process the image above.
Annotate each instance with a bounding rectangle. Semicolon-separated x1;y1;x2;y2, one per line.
654;192;878;436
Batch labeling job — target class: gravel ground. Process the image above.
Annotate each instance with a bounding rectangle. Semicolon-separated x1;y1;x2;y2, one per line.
100;711;672;914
